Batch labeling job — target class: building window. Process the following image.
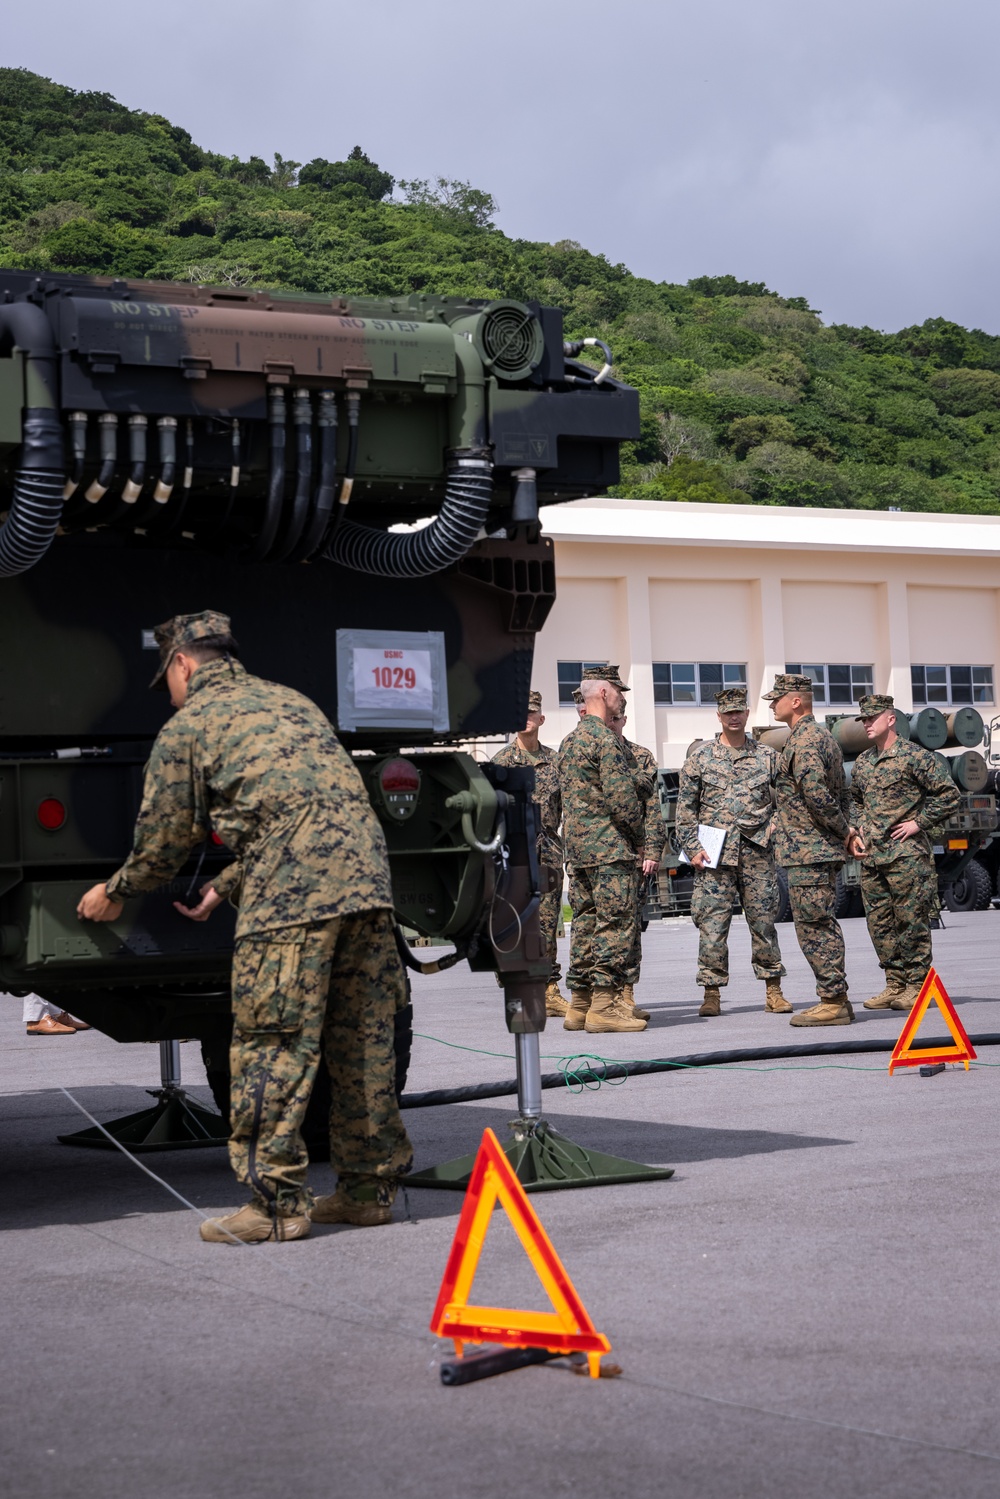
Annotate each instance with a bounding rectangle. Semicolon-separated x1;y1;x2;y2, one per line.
653;662;747;706
784;663;873;707
911;665;994;706
557;660;608;705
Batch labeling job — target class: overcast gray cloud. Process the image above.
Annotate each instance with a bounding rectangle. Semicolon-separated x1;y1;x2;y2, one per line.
4;0;998;330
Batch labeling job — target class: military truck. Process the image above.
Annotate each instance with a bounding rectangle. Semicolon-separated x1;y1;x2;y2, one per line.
652;706;997;921
0;270;638;1121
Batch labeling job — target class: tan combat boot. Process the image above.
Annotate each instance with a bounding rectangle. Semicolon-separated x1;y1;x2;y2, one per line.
764;979;793;1013
584;987;647;1033
789;994;854;1027
310;1183;395;1227
864;974;906;1010
563;990;592;1031
623;983;650;1021
698;987;721;1017
199;1201;311;1243
889;982;921;1011
545;981;569;1018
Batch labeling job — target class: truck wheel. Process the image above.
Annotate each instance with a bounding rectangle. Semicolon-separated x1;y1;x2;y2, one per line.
942;859;993;913
834;871;855;919
775;867;792;923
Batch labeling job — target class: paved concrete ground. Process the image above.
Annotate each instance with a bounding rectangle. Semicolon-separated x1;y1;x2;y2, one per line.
3;909;1000;1499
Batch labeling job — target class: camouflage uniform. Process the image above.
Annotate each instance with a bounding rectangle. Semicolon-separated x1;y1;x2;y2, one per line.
559;714;644;992
492;735;563;985
623;736;664;985
676;735;784;989
107;649;413;1217
771;704;852;1000
851;724;960;989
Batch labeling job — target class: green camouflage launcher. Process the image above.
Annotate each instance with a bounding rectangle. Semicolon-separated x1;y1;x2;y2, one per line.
0;270;638;1071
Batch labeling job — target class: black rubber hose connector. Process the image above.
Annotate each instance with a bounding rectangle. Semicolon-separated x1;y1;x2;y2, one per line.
252;388;287;560
293;392;338;561
0;302;65;576
325;450;492;578
272;389;312;561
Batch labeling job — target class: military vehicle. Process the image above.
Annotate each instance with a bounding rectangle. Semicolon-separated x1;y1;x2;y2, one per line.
652;707;998;921
0;269;638;1142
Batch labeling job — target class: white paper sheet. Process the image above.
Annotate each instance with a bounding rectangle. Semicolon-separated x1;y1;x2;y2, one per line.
679;824;727;869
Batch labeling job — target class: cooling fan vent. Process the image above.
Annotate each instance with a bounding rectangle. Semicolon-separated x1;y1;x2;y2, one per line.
476;301;545;382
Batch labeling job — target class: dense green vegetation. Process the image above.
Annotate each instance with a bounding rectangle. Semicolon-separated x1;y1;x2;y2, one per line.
2;67;1000;514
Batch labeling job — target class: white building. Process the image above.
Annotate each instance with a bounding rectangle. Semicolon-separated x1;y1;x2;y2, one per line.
525;498;1000;768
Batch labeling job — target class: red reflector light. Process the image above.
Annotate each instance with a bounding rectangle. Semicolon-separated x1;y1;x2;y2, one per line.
210;831;224;846
37;797;67;831
380;758;420;794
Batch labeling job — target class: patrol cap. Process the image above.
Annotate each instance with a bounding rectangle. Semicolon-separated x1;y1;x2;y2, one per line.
571;687;584;705
528;690;542;712
580;664;630;692
856;693;894;718
716;687;749;712
150;610;235;689
762;672;813;701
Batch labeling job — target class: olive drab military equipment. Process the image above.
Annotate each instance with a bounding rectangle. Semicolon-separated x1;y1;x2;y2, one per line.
0;269;640;1149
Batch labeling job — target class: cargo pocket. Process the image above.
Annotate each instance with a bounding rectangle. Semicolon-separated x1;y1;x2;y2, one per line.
232;933;307;1036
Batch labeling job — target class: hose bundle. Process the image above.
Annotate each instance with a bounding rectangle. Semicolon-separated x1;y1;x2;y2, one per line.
324;451;492;578
0;303;65;578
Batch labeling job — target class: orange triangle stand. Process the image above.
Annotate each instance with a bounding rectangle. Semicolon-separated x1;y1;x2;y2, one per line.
430;1128;612;1378
888;966;976;1074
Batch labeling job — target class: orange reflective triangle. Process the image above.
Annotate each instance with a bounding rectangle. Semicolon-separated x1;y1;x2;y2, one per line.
429;1128;611;1377
888;967;976;1074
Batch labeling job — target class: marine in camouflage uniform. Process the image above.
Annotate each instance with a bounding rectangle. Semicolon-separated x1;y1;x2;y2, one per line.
613;712;662;1020
91;611;412;1241
676;687;788;1016
849;693;960;1010
764;672;854;1026
623;737;664;983
492;689;566;1016
560;667;647;1033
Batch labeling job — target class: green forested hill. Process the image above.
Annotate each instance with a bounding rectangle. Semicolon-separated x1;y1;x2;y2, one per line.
2;67;1000;514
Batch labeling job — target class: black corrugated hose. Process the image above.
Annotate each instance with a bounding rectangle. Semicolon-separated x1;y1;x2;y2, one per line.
397;1033;1000;1109
324;449;492;578
0;302;65;578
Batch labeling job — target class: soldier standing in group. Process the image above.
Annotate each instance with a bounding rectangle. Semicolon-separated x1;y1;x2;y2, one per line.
848;693;960;1010
764;672;854;1026
607;683;663;1022
676;687;789;1017
560;668;647;1034
492;690;567;1017
77;611;413;1242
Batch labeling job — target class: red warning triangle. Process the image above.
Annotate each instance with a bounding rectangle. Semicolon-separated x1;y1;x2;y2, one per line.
429;1128;611;1377
888;967;976;1074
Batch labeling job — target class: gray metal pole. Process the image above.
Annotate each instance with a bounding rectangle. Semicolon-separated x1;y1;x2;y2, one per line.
514;1032;542;1120
159;1038;181;1091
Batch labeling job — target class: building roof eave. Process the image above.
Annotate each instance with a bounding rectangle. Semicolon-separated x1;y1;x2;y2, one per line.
538;497;1000;559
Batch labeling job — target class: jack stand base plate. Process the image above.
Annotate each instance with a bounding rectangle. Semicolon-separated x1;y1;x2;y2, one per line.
406;1118;674;1192
57;1088;229;1152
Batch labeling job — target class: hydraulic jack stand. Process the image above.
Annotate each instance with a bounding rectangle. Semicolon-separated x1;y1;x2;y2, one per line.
58;1039;230;1152
406;1029;674;1193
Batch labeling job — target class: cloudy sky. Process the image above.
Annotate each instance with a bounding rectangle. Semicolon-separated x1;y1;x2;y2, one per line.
5;0;998;332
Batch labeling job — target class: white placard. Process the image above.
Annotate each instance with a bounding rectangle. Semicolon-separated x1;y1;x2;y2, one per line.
353;647;433;714
335;628;449;732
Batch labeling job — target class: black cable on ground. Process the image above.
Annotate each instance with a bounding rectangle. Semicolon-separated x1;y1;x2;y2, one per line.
398;1033;1000;1109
